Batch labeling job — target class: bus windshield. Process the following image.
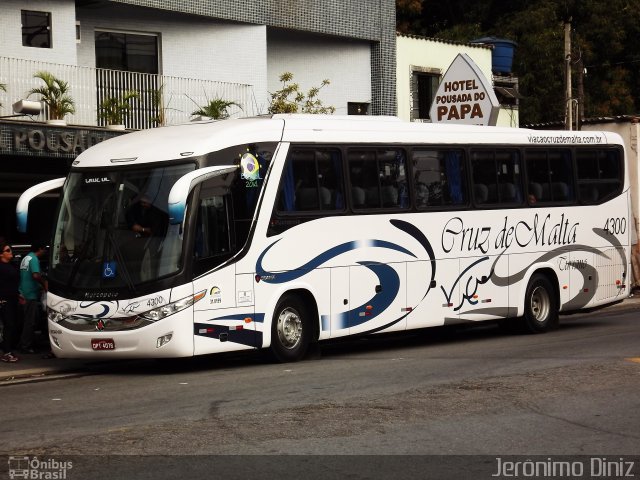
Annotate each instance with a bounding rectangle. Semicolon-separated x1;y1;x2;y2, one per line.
49;163;195;290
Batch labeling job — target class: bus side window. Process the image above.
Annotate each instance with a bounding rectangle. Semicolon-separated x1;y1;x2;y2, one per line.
276;148;344;213
348;148;408;210
412;149;466;208
576;149;622;204
471;149;522;206
525;149;574;204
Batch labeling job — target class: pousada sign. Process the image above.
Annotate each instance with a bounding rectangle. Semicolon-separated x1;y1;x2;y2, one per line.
429;53;500;126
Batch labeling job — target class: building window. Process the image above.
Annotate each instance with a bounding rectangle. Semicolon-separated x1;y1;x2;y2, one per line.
411;69;439;121
22;10;51;48
95;31;159;74
348;102;369;115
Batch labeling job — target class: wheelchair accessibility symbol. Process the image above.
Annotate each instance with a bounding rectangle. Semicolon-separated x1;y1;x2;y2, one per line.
103;261;117;278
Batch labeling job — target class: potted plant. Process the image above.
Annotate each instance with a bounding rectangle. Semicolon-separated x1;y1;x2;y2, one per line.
98;90;139;130
191;97;240;120
28;71;75;125
0;83;6;110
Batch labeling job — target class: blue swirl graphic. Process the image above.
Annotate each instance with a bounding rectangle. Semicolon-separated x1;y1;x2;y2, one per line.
257;238;415;331
340;261;399;329
73;301;113;319
256;239;415;283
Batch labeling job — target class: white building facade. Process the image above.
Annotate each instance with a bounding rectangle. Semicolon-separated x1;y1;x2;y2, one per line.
0;0;395;241
1;0;395;126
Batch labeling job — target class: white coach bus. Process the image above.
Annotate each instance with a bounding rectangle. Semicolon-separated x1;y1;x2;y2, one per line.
17;115;630;361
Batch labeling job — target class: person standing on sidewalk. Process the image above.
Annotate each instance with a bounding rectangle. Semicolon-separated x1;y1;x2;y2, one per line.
0;242;20;362
19;242;48;354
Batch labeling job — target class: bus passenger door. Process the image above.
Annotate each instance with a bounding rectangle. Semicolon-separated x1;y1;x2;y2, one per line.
406;258;460;329
348;262;407;335
193;268;256;355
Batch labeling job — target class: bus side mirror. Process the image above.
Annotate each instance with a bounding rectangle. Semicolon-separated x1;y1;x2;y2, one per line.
16;178;65;233
168;165;237;225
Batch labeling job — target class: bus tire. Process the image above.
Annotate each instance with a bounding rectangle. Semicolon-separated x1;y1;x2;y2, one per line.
522;273;559;333
270;294;310;362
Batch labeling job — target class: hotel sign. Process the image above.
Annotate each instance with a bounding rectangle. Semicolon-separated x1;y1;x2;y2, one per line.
0;121;125;158
429;53;500;126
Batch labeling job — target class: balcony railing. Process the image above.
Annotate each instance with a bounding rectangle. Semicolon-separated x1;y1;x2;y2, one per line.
0;56;256;129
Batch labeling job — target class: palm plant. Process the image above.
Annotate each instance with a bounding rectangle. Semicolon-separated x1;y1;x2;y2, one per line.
29;71;75;120
150;83;167;126
98;90;139;126
0;83;6;109
191;97;240;120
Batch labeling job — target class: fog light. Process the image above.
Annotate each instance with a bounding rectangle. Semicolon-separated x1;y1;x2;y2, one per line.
51;336;61;348
156;333;173;348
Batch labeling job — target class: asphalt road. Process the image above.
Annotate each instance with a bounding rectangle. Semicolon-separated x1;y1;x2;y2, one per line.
2;305;640;478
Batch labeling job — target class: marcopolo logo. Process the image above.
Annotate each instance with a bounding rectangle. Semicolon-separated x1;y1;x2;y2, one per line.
8;456;73;479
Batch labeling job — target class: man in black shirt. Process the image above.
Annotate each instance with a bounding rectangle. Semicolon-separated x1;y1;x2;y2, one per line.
0;242;20;362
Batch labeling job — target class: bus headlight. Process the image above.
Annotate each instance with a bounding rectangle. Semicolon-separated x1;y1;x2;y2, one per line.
141;290;206;322
47;308;65;324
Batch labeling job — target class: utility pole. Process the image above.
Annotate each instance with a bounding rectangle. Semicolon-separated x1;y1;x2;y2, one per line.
564;19;572;130
576;53;584;131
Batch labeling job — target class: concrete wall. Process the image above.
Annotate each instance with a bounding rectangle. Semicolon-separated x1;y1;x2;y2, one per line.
267;29;371;115
0;0;78;65
110;0;397;115
76;3;268;109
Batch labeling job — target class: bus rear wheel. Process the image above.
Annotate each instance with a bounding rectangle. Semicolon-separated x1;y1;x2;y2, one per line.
522;273;559;333
270;294;310;362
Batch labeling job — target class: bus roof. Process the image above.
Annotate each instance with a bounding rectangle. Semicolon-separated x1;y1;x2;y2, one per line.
72;115;625;168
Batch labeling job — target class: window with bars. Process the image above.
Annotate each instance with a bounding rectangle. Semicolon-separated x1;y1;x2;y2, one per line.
411;69;439;121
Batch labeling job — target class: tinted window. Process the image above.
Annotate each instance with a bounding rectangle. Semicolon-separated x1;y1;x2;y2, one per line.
412;149;467;208
471;149;523;205
348;149;409;209
525;149;574;204
22;10;51;48
277;148;344;213
95;31;158;74
576;149;622;203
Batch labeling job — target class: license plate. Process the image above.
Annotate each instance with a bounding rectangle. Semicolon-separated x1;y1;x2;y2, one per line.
91;339;115;350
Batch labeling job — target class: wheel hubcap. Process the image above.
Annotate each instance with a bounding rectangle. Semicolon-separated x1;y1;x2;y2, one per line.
276;308;302;350
530;286;550;322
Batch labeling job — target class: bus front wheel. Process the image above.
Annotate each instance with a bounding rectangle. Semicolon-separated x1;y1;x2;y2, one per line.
523;274;559;333
270;294;310;362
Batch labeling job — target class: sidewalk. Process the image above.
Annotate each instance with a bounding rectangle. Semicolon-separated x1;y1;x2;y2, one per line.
0;351;94;384
2;293;639;384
